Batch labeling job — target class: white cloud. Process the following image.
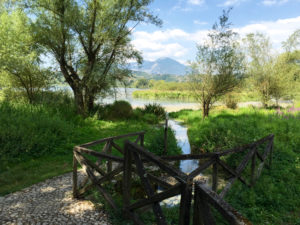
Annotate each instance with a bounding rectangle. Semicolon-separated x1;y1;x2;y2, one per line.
262;0;289;6
193;20;208;25
236;16;300;47
218;0;247;6
188;0;205;5
131;16;300;61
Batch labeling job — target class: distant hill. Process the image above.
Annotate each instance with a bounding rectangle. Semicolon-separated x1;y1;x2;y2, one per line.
129;57;188;76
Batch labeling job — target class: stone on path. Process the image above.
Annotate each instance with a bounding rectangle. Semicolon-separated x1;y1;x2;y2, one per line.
0;171;111;225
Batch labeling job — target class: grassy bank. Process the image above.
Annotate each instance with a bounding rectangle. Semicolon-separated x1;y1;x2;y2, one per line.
0;97;180;196
170;107;300;224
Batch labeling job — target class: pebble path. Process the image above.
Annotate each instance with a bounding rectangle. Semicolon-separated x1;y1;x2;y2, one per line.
0;171;111;225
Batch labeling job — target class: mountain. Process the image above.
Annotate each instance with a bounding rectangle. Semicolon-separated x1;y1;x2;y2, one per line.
129;57;188;76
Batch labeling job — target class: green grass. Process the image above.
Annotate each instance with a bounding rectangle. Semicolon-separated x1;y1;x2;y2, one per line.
0;99;180;196
170;107;300;225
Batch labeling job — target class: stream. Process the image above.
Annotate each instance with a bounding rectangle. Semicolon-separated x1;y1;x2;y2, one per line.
159;120;200;207
168;120;198;173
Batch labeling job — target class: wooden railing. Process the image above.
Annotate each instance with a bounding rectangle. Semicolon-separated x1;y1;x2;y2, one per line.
72;131;145;201
73;132;274;225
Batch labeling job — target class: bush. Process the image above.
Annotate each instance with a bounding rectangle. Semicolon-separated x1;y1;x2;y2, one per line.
224;94;238;109
143;113;159;124
97;101;133;120
0;101;75;162
143;103;166;120
145;128;181;156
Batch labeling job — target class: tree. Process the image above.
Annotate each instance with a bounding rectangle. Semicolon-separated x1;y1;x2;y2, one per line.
243;32;275;107
0;9;53;103
189;9;245;118
271;51;300;105
22;0;161;115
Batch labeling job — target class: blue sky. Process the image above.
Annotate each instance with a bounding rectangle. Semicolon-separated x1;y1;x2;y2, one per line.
131;0;300;64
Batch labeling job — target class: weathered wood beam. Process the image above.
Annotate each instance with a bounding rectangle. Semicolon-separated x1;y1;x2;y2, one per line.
132;151;167;225
75;146;124;162
188;159;215;179
79;131;146;147
195;182;253;225
125;141;188;183
127;184;181;211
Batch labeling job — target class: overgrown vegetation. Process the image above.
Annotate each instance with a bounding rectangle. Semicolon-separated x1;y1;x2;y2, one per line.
170;107;300;224
0;93;180;196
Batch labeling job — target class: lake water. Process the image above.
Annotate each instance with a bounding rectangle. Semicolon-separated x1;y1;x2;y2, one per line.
98;88;200;112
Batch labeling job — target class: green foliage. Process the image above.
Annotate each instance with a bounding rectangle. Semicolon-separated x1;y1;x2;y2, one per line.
110;100;133;119
170;108;300;224
190;9;245;118
224;94;238;109
0;9;53;103
142;103;166;120
146;128;181;156
23;0;162;114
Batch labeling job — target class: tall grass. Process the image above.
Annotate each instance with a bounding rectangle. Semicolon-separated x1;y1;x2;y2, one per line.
170;107;300;224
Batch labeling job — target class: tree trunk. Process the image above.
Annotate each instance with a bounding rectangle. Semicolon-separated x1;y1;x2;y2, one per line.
202;101;210;119
73;88;86;116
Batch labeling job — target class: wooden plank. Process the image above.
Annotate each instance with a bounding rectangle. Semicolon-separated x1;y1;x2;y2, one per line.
132;151;168;225
85;166;118;210
77;165;124;196
217;134;274;157
212;161;218;192
188;159;215;179
147;173;173;189
127;184;181;211
111;141;124;154
75;146;124;162
72;153;78;198
74;152;117;210
123;143;132;208
79;131;146;147
251;151;256;186
195;182;253;225
75;150;106;176
126;141;188;183
217;159;247;185
220;147;256;198
134;135;141;144
179;183;192;225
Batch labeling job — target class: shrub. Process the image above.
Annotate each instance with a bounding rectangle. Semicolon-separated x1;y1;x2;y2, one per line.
143;103;166;120
146;128;181;156
98;101;133;120
143;113;159;124
224;94;238;109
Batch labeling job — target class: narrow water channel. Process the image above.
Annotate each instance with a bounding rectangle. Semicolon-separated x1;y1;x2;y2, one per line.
160;120;200;207
167;120;199;173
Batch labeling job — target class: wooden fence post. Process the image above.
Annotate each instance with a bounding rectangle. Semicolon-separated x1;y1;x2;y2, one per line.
72;151;78;198
179;182;192;225
123;142;132;210
164;117;168;155
212;158;218;192
251;150;256;186
106;140;112;173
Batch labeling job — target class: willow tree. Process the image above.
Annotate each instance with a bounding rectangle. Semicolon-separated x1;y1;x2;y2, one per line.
0;9;53;103
23;0;161;115
243;32;275;107
190;9;245;118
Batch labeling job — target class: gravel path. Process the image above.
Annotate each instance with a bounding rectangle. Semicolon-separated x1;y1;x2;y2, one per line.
0;171;111;225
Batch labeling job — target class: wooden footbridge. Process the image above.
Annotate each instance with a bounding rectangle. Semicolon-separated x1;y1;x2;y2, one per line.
72;131;274;225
